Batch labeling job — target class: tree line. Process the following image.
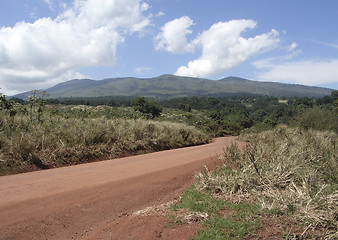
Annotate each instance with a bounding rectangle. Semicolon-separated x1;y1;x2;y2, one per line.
7;91;338;135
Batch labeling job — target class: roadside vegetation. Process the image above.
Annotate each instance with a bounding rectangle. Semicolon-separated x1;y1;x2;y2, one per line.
164;125;337;239
165;92;337;239
2;89;337;238
12;91;337;136
0;94;208;175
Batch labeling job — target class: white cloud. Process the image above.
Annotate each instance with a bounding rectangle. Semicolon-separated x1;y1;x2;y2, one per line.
282;49;302;60
1;70;88;96
254;59;338;86
311;39;338;50
156;11;165;17
279;42;302;60
287;42;298;52
324;42;338;49
0;0;150;95
172;19;280;78
154;16;195;54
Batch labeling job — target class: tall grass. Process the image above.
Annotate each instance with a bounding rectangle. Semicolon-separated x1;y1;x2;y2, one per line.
195;125;337;228
0;109;209;175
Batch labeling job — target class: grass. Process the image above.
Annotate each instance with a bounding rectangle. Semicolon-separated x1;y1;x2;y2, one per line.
192;125;337;238
195;200;261;240
167;186;261;240
173;187;226;214
2;99;337;238
0;105;209;175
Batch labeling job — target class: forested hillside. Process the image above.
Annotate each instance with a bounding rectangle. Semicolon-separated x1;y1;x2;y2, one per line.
13;75;333;99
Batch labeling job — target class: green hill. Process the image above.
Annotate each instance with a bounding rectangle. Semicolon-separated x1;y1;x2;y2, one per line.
13;75;333;99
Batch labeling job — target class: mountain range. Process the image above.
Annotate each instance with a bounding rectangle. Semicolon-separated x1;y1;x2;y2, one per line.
14;75;333;99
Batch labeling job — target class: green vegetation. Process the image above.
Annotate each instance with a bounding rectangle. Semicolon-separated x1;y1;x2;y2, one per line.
168;187;261;239
208;126;336;224
185;126;337;238
0;96;208;175
161;93;337;135
160;91;337;239
0;91;17;117
3;88;338;238
173;187;226;214
197;202;260;240
3;90;337;176
132;97;163;118
13;75;332;99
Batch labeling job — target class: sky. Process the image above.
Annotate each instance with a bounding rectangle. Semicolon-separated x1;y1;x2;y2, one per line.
0;0;338;95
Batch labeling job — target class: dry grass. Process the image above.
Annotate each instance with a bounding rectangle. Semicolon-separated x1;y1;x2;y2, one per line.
133;199;209;224
0;111;209;174
133;200;178;217
195;126;337;231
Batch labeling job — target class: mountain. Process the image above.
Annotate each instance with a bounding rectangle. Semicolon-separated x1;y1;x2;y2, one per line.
13;75;333;99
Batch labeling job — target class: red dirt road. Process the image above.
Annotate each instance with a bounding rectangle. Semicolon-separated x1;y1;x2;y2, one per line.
0;137;238;240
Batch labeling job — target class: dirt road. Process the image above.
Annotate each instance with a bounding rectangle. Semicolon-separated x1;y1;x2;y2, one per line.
0;137;238;240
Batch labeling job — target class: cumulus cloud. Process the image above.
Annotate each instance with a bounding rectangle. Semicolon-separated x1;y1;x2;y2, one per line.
0;0;150;95
168;19;280;78
154;16;195;54
254;58;338;86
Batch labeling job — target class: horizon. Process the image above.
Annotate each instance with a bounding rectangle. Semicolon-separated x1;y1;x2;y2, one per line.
1;0;338;95
10;74;337;97
40;74;338;90
10;74;335;98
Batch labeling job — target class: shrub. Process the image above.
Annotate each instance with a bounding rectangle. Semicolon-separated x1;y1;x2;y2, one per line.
196;126;338;228
292;106;338;133
132;97;162;118
0;110;209;175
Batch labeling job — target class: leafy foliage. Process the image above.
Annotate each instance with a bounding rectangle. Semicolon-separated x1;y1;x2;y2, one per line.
292;106;337;132
27;90;48;122
0;92;16;117
161;93;337;136
132;97;163;118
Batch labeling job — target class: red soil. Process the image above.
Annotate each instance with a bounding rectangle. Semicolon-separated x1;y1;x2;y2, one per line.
0;137;239;240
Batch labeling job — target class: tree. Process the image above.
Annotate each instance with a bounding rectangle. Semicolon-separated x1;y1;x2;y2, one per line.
332;91;338;116
179;103;191;112
28;90;49;122
0;91;16;117
132;97;162;118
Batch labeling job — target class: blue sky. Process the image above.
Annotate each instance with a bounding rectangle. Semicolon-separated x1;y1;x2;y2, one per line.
0;0;338;95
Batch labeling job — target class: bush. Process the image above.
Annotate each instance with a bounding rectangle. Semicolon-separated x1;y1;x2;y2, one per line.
196;126;338;228
292;106;337;133
0;108;208;175
132;97;162;118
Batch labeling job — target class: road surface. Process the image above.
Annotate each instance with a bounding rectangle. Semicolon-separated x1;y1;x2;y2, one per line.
0;137;239;240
